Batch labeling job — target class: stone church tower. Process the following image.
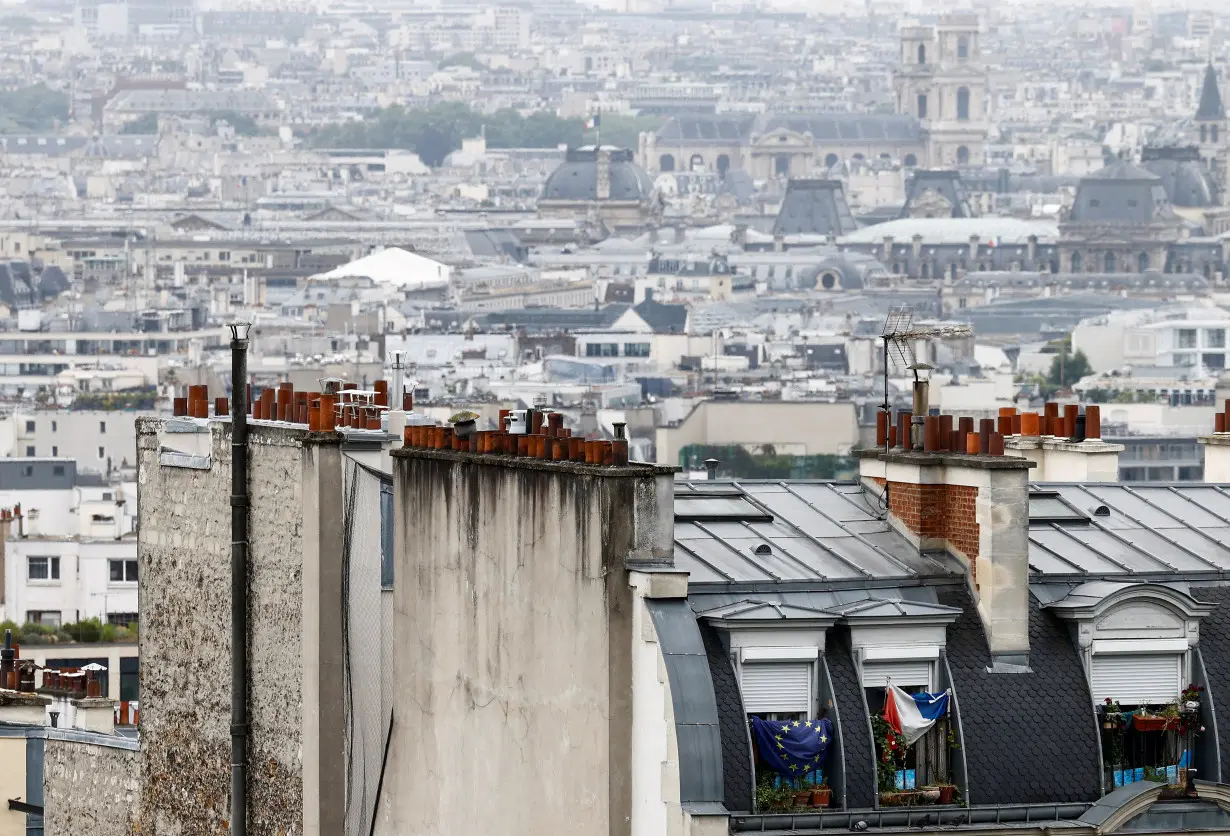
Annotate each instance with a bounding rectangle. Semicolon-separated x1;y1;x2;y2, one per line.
893;14;988;167
1193;63;1229;200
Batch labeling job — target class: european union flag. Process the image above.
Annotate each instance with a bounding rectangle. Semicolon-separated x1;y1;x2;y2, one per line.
750;716;834;779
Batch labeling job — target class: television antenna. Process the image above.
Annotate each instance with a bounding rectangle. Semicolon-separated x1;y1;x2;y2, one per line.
880;305;972;450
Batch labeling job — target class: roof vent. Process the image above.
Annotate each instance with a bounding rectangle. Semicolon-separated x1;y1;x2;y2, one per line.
1092;505;1111;517
753;544;772;556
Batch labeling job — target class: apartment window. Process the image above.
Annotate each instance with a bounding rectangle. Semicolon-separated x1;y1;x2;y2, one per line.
109;559;139;583
98;446;105;459
1177;329;1198;349
28;556;61;581
1207;329;1226;348
25;445;34;456
52;465;64;476
103;492;113;501
26;610;61;626
99;421;106;433
219;251;231;262
624;343;651;357
106;612;139;627
21;466;32;477
51;420;56;432
24;420;34;432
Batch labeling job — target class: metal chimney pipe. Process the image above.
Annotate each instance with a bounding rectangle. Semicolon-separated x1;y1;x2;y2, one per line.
228;321;251;836
391;350;405;410
704;458;720;480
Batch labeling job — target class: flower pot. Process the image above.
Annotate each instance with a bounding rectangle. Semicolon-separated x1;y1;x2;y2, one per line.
1102;721;1116;729
1133;716;1180;732
919;788;941;804
810;787;832;807
793;790;812;807
1184;701;1200;712
938;785;955;804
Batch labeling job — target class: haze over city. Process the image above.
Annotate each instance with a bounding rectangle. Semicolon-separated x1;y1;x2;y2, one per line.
2;1;1230;836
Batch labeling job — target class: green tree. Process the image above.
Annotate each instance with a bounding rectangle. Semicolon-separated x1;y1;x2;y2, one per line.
306;103;659;167
0;84;68;132
121;112;159;134
1047;347;1092;388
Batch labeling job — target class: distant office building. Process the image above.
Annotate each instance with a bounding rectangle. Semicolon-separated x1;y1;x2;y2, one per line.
75;0;196;38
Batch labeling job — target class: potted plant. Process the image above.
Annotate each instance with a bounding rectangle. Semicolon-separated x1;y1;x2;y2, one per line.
918;786;942;804
793;784;813;807
755;775;795;813
1181;683;1204;713
1102;698;1124;730
810;780;832;807
937;783;956;804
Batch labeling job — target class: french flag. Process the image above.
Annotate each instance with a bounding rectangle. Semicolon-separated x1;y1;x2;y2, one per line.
883;682;951;746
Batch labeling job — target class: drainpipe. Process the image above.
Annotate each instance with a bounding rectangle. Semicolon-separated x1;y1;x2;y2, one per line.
228;321;251;836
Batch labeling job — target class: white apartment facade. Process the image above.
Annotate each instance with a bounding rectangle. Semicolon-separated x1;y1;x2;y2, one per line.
2;534;138;627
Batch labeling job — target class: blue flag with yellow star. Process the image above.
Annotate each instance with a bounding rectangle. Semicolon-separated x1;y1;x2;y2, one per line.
750;716;833;779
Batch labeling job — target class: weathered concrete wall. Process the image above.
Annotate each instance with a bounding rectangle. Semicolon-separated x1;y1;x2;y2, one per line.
136;419;312;836
43;736;141;836
376;450;674;836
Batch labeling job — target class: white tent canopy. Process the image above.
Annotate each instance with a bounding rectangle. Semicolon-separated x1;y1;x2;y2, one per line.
319;247;451;291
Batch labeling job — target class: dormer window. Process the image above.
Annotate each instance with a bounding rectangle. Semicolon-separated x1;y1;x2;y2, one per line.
1047;584;1211;789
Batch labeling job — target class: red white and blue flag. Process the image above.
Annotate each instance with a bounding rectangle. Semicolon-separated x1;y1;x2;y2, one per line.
882;683;951;746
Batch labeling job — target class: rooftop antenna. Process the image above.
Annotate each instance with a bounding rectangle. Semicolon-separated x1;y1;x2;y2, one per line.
880;304;972;451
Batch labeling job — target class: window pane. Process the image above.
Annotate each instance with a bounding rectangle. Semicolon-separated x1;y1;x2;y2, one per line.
51;557;59;580
29;557;47;580
127;560;138;581
110;560;123;582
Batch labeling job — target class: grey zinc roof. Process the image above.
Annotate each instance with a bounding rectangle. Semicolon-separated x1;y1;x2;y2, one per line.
761;113;923;143
898;170;974;219
1068;161;1178;224
656;114;757;144
673;481;959;584
1141;156;1216;208
1028;483;1230;579
772;180;858;237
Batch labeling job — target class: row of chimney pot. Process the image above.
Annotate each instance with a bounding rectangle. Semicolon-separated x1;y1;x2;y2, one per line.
404;409;630;466
171;380;414;430
36;668;103;698
875;404;1103;455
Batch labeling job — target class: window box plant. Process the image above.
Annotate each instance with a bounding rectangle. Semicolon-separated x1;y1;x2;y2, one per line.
937;783;956;804
880;791;918;807
1101;698;1124;730
793;787;813;807
918;786;942;804
1132;704;1181;732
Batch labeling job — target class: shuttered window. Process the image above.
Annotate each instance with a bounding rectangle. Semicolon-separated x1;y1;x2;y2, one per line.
741;662;812;713
861;660;932;689
1091;653;1182;705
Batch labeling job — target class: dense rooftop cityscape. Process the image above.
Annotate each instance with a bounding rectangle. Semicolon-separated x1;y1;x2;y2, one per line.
4;0;1230;834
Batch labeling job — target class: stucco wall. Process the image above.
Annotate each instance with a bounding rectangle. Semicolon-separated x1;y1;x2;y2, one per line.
136;419;307;836
655;401;859;466
43;737;140;835
377;450;673;836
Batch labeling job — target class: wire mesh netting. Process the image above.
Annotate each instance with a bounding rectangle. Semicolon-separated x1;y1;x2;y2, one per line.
343;456;394;836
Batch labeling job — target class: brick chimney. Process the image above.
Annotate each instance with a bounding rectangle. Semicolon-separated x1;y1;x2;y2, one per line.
859;446;1033;667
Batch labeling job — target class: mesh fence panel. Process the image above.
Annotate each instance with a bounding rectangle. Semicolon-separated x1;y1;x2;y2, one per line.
343;457;390;836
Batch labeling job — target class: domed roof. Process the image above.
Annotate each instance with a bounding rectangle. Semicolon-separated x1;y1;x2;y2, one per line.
541;146;654;202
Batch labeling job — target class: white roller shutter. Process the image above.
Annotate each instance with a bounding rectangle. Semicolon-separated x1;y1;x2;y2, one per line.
1090;654;1181;705
861;660;932;689
741;662;811;713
